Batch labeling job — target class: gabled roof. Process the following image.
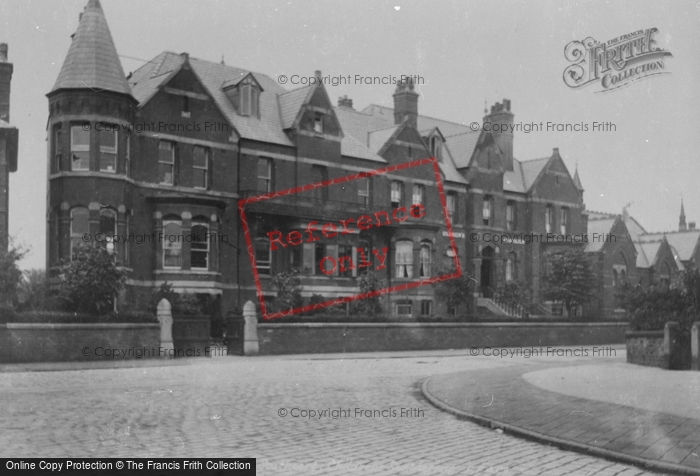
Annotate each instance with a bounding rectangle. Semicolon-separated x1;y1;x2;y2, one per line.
573;168;584;191
278;86;312;130
129;52;293;146
51;0;132;96
368;126;399;154
334;106;391;147
519;156;550;190
635;241;663;269
638;230;700;262
585;217;617;252
445;130;480;169
361;104;472;137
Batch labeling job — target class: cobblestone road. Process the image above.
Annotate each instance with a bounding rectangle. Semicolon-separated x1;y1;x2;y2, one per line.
0;353;660;475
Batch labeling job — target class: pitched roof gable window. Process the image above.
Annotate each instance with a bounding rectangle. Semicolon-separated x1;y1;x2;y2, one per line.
223;73;263;119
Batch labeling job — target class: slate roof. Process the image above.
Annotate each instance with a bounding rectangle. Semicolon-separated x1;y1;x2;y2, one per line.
361;104;473;137
445;131;480;169
637;230;700;262
635;241;662;268
520;157;550;189
585;218;617;252
278;86;312;130
573;168;584;191
367;126;399;154
51;0;131;96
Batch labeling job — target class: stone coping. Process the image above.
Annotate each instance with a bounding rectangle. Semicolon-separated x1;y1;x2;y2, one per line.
258;321;628;329
5;323;159;330
625;330;665;337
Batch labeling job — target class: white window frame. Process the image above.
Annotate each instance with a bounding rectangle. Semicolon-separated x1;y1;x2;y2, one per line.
395;241;413;279
314;113;324;134
395;301;413;316
258;157;272;192
447;193;456;221
255;237;271;275
545;205;554;234
99;128;118;173
358;178;370;207
482;196;492;225
71;125;90;171
412;184;425;206
419;243;431;278
560;208;569;235
506;201;515;231
190;221;209;270
99;208;117;255
125;135;131;177
420;300;433;316
159;141;175;185
391;181;403;208
162;219;182;269
193;146;209;189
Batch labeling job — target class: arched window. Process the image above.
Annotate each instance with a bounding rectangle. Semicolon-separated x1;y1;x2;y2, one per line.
612;269;618;287
255;238;271;275
190;219;209;269
162;218;182;269
99;208;117;254
482;196;493;225
395;241;413;278
419;242;431;278
70;207;89;259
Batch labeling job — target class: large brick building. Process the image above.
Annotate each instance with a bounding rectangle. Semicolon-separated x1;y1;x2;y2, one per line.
47;0;613;318
0;43;18;252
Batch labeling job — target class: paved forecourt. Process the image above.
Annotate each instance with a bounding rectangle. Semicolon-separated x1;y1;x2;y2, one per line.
0;348;660;475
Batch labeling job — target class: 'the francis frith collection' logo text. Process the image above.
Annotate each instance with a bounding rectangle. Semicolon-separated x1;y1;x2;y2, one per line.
563;28;672;93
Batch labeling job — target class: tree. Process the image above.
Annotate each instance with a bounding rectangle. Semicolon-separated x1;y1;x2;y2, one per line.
17;268;49;311
0;242;27;306
496;279;532;311
59;244;127;314
434;269;473;315
542;249;597;318
271;268;303;313
350;271;385;316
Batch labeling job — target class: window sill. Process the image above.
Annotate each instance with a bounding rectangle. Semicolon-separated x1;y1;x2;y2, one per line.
156;270;221;276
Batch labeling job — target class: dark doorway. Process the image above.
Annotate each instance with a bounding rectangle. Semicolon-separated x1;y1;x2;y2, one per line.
480;247;494;297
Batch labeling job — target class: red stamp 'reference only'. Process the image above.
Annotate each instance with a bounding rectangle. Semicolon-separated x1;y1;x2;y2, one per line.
239;157;463;320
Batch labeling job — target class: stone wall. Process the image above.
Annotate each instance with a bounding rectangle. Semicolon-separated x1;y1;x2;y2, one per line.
255;321;628;355
625;331;666;368
0;323;160;363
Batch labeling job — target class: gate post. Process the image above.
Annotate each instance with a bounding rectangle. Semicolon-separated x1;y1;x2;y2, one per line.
243;300;259;356
157;298;174;358
691;322;699;371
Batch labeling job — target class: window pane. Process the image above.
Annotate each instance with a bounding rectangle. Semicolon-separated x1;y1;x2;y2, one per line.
159;141;174;162
193;146;207;168
71;207;89;234
71;126;90;148
72;151;90;171
99;210;116;235
395;241;413;278
99;129;116;149
100;152;116;172
159;163;174;184
193;169;206;189
419;245;431;277
412;185;423;205
163;221;182;268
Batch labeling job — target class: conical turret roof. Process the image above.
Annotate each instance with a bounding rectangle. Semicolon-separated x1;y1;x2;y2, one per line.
51;0;131;96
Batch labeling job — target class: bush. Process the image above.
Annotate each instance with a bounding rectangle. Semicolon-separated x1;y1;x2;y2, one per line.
0;241;27;306
58;244;127;314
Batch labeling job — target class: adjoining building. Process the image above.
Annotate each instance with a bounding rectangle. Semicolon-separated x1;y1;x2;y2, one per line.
47;0;619;319
0;43;18;251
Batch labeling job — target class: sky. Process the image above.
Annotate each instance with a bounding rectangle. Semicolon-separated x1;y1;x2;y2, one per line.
1;0;699;270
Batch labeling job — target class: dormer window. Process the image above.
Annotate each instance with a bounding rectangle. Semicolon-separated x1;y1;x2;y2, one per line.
223;73;263;118
428;135;442;161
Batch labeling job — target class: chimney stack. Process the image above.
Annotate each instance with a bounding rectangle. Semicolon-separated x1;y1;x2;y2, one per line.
338;95;353;109
483;99;514;171
689;222;696;231
0;43;12;122
393;76;418;129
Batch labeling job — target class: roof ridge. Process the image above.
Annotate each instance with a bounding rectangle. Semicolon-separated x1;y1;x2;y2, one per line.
364;103;473;130
444;129;480;138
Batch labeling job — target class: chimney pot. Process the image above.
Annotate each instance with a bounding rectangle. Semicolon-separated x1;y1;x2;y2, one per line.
0;44;7;62
690;222;696;230
315;70;322;78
